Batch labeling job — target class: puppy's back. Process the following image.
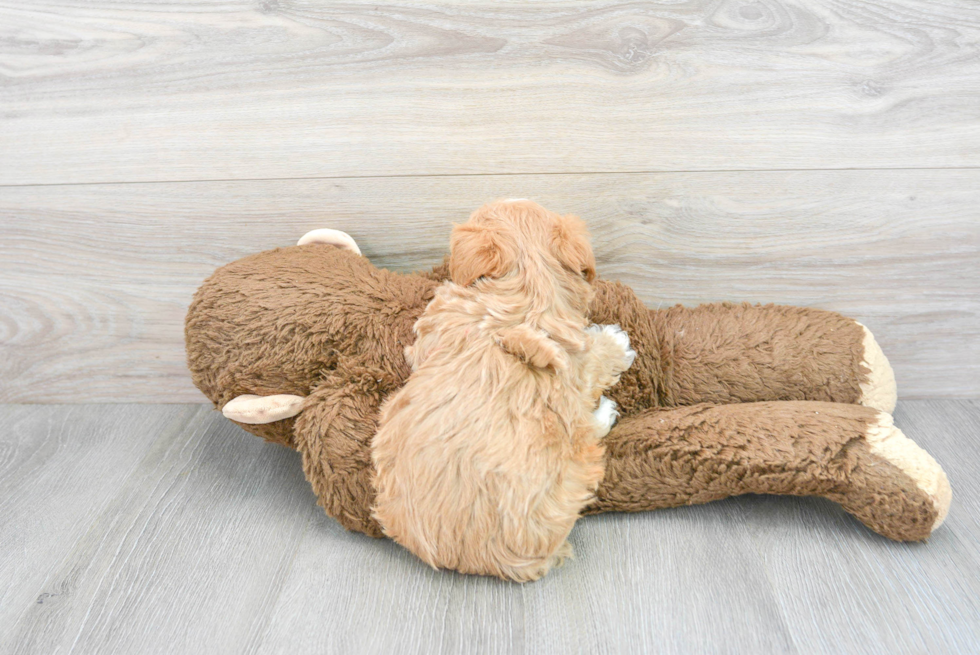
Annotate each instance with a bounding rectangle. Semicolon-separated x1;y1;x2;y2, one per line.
371;344;600;582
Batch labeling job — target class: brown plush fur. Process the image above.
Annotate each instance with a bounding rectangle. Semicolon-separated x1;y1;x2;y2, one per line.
588;401;938;541
651;302;865;406
185;227;936;545
371;202;631;581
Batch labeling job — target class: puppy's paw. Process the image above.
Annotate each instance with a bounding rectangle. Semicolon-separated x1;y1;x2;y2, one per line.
497;325;569;370
593;396;619;437
587;323;636;372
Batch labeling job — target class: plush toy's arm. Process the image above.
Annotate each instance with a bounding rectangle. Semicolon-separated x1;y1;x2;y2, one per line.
648;303;897;412
587;400;950;541
423;256;895;411
291;367;391;539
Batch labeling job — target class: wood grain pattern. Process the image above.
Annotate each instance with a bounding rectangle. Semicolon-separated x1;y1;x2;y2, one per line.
1;401;978;654
2;170;977;402
0;405;194;638
740;399;980;653
1;404;317;655
253;508;799;654
1;0;979;185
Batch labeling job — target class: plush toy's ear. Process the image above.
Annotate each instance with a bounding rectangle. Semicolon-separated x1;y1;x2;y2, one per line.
553;214;596;282
449;222;518;287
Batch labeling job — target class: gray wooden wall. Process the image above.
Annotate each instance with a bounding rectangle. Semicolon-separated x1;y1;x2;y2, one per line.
2;0;978;402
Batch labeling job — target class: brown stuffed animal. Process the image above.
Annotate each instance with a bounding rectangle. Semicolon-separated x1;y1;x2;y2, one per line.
185;203;951;548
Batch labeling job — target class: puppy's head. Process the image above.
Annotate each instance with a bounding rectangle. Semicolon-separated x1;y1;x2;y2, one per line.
449;200;595;288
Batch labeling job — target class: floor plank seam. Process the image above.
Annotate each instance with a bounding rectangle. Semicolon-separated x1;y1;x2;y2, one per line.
3;165;980;189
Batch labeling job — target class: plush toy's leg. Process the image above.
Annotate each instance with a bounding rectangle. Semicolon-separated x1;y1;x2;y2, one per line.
586;401;950;541
649;303;897;413
291;370;390;538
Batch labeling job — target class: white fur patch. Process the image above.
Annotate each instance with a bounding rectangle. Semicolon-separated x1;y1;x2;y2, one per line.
866;412;952;531
587;323;637;370
593;396;619;436
856;322;897;413
222;394;305;424
297;228;362;255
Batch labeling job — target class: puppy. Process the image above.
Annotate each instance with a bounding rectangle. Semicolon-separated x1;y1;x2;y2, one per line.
371;200;635;582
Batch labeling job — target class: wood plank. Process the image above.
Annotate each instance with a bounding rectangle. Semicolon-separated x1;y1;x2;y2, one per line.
0;405;193;639
1;402;978;653
898;400;980;564
250;503;796;654
2;170;977;402
1;0;979;185
3;405;318;655
735;399;980;654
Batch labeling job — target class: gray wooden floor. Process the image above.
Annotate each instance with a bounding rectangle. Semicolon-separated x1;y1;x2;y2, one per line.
1;400;978;654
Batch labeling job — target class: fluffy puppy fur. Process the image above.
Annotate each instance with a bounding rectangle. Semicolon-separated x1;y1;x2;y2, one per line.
371;200;635;582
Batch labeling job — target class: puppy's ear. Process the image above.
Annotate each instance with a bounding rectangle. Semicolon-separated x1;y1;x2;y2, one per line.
553;214;596;282
496;325;569;370
449;222;517;286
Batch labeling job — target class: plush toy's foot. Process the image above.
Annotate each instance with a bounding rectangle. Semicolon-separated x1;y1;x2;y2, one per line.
861;411;951;531
222;394;305;424
856;322;898;414
297;228;362;255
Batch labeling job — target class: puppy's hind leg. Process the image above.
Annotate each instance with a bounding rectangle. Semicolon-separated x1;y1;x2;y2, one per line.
501;541;574;583
551;540;574;569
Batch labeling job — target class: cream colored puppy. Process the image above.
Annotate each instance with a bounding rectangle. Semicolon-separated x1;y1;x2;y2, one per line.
371;200;635;582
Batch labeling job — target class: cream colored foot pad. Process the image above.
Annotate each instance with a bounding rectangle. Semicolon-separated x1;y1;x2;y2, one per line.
857;322;897;414
867;412;952;530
